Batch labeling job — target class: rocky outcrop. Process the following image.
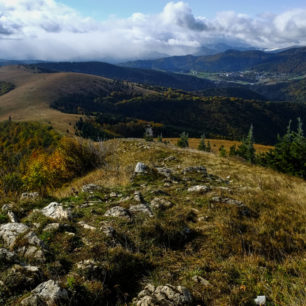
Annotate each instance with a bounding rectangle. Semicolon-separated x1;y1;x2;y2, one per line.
0;223;45;262
133;284;193;305
21;280;69;306
41;202;72;220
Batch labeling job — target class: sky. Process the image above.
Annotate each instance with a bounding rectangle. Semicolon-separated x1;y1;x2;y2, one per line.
0;0;306;61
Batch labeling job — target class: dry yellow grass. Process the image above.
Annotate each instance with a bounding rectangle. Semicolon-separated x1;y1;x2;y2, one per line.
163;138;274;153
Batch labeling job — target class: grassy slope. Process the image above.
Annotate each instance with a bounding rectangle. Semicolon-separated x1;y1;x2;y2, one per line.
48;139;305;305
0;66;152;134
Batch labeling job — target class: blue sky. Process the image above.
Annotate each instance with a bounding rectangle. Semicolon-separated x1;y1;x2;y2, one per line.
61;0;306;19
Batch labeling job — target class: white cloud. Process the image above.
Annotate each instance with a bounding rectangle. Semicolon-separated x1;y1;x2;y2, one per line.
0;0;305;61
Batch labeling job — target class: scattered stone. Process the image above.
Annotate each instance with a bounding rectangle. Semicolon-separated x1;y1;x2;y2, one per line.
7;211;18;223
210;197;252;216
82;184;102;193
164;182;172;187
156;167;173;179
216;186;232;192
129;203;153;217
192;275;210;287
0;248;17;264
187;185;210;193
100;222;116;238
254;295;266;305
110;192;118;198
76;259;102;277
43;223;61;232
134;284;193;305
211;197;244;206
78;221;96;231
41;202;72;220
20;192;39;202
104;206;131;220
134;191;145;203
2;203;14;213
118;196;131;203
163;155;177;162
150;198;173;210
21;280;69;306
135;162;149;174
183;166;207;176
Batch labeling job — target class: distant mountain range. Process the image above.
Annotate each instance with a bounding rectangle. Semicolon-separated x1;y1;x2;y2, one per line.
122;47;306;74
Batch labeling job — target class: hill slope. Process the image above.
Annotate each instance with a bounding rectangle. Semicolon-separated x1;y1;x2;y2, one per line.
0;138;305;305
0;66;152;133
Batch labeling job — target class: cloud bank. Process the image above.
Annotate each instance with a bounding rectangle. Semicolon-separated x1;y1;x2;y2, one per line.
0;0;306;61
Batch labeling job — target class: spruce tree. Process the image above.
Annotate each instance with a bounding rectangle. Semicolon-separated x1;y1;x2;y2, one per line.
177;132;189;148
198;134;206;151
237;125;256;162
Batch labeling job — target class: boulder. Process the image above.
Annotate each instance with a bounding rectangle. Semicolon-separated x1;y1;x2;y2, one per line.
81;184;102;193
134;284;193;305
150;198;173;210
135;162;149;174
21;280;69;306
41;202;72;220
187;185;210;193
104;206;131;220
20;192;39;201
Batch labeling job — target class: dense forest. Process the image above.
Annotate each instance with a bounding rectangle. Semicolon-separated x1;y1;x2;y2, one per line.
51;89;306;144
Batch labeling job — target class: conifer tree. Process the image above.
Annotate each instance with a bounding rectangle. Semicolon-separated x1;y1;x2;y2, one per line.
237;124;256;162
198;134;206;151
177;132;189;148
